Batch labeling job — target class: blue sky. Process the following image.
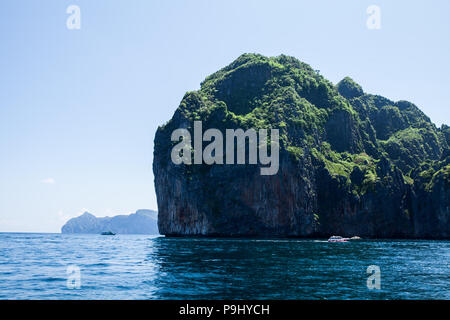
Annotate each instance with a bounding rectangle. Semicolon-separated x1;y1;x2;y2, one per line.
0;0;449;232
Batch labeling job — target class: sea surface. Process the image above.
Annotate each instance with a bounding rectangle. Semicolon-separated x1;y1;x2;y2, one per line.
0;233;448;299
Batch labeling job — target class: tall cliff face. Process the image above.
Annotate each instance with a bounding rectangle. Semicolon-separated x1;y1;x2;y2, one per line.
153;53;449;238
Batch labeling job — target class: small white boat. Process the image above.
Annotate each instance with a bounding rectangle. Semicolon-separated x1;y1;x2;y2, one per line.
328;236;349;242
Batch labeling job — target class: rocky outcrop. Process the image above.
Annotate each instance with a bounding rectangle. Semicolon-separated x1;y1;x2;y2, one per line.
411;163;450;238
61;209;159;234
153;53;449;238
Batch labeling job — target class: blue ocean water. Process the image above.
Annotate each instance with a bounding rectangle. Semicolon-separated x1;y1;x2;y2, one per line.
0;233;448;299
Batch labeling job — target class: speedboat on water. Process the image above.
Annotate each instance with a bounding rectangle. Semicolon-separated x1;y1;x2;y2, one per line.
327;236;349;242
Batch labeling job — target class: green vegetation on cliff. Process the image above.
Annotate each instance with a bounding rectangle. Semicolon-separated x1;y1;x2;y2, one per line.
154;53;449;238
158;53;447;191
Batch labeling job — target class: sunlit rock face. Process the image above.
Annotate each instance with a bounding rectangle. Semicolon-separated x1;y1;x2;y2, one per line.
153;53;449;238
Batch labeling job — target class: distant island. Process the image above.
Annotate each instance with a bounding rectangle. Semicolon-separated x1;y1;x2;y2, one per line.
61;209;159;234
153;53;449;239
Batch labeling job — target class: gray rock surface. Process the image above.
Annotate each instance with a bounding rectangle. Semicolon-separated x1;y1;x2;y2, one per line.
61;209;159;234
